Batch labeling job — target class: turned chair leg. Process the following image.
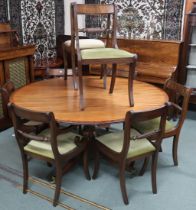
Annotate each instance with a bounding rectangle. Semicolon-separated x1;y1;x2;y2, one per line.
172;134;180;166
109;64;117;94
119;162;129;205
128;62;136;107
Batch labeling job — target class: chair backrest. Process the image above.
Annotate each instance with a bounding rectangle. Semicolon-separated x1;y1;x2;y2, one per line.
71;2;118;58
8;103;61;160
121;104;168;159
0;81;15;118
164;79;192;130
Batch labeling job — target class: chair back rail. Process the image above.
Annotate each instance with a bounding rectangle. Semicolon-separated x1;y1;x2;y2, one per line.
164;79;192;132
72;2;117;53
8;103;62;159
74;4;115;14
122;104;168;157
0;80;15;118
8;102;89;206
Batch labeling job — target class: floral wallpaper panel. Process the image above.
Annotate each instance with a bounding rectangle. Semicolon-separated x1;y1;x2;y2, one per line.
89;0;184;40
21;0;56;60
0;0;8;22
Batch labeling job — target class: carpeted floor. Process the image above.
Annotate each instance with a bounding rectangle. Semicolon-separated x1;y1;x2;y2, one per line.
0;111;196;210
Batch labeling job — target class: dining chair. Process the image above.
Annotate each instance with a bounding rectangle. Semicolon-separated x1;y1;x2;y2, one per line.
133;79;192;166
8;103;89;207
70;3;137;110
92;104;168;205
63;37;105;89
0;81;44;134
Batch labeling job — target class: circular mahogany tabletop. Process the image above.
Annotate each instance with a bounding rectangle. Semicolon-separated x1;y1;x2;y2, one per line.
10;76;168;125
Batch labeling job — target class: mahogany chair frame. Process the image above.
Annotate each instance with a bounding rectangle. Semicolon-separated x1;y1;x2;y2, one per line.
138;80;192;173
71;3;137;110
92;104;168;205
163;79;192;166
0;81;46;134
0;80;15;119
8;103;89;206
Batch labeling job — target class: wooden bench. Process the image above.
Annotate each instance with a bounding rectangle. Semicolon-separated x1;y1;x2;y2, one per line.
90;38;182;85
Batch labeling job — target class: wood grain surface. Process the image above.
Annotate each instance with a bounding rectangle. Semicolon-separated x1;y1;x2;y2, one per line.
10;76;168;125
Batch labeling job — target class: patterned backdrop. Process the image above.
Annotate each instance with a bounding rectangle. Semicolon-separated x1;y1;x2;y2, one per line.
0;0;8;22
86;0;184;40
0;0;64;59
0;0;184;43
21;0;56;60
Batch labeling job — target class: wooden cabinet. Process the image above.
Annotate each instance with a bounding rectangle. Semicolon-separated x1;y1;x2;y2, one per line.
182;2;196;103
0;23;35;130
0;45;35;131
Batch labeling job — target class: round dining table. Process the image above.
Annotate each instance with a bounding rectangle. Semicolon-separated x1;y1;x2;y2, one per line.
10;76;168;125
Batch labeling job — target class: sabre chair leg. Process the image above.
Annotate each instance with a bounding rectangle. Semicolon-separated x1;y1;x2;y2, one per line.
71;51;78;90
22;154;29;194
100;64;104;79
63;44;68;81
119;162;129;205
128;62;136;107
172;134;180;166
151;152;158;194
103;64;107;89
78;64;84;110
53;165;63;207
109;64;117;94
139;157;149;176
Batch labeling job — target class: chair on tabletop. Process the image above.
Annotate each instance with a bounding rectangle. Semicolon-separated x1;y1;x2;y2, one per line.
92;104;168;205
63;3;105;89
0;81;45;134
63;37;105;88
133;79;192;167
69;3;137;110
8;103;90;207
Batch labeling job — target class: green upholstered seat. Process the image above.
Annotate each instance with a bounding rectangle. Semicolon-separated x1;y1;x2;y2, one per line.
96;129;155;159
133;117;176;134
81;48;136;60
64;39;105;50
24;129;81;159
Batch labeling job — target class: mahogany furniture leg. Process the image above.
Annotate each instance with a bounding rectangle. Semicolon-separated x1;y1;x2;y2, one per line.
63;44;68;81
83;148;91;180
78;64;84;110
119;161;129;205
128;62;136;107
139;157;150;176
103;64;107;89
71;51;78;90
109;64;117;94
53;165;63;206
172;134;180;166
